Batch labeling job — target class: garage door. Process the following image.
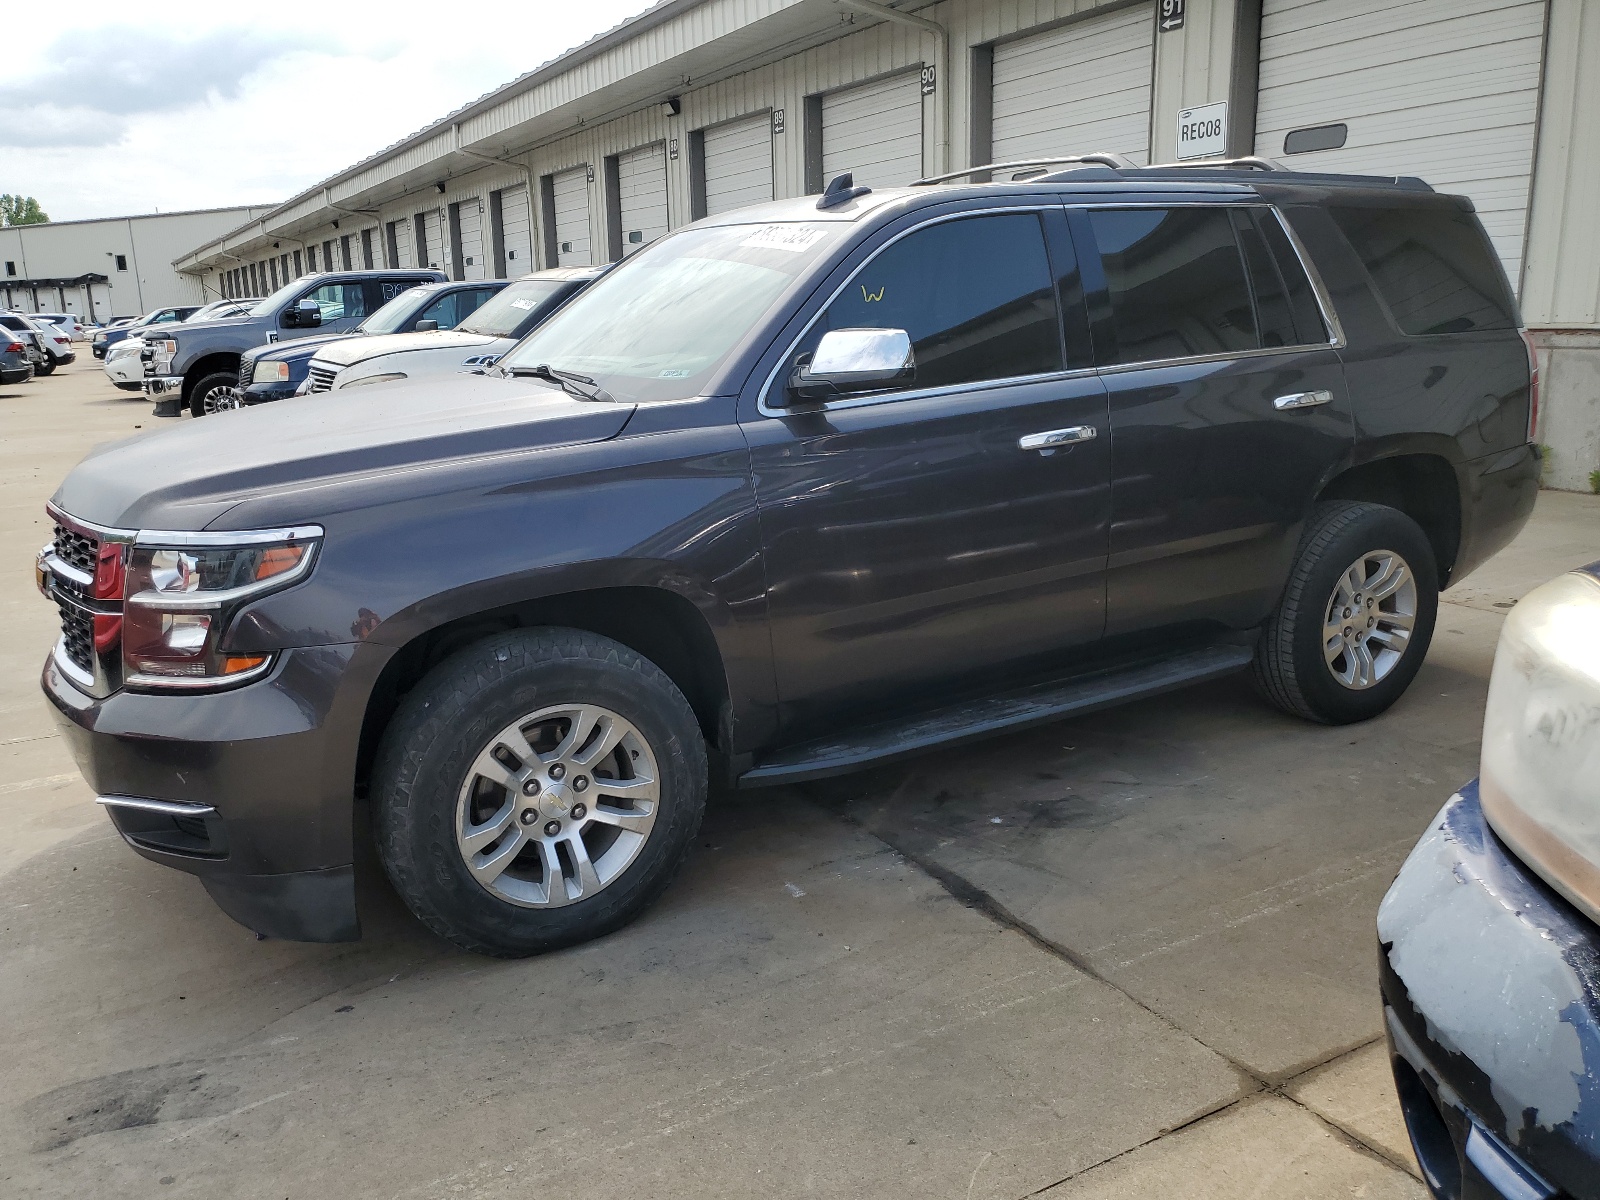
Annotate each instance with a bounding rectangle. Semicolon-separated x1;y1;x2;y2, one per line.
703;113;773;215
616;143;669;257
414;210;443;270
494;186;534;274
552;167;592;267
1256;0;1546;285
455;199;485;280
991;5;1154;169
822;72;924;187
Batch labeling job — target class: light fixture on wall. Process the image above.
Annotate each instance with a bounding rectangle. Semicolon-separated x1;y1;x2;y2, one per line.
660;96;681;117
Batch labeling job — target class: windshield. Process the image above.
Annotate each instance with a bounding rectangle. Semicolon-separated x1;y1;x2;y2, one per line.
359;287;435;334
457;280;569;339
500;223;840;402
247;277;313;318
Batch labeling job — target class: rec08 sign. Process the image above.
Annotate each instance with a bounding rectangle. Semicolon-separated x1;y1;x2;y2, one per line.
1177;101;1227;160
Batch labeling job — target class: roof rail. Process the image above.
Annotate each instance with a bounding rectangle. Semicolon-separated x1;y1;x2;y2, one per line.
1142;156;1287;172
912;153;1137;185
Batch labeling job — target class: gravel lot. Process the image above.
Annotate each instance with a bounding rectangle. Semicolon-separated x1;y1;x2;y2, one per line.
4;357;1597;1199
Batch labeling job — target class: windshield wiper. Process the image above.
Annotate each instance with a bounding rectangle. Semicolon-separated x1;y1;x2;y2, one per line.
508;363;613;402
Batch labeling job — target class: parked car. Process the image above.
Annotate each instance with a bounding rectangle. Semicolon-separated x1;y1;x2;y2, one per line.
0;330;33;384
140;269;446;417
237;279;509;406
31;313;86;341
3;313;76;372
0;313;63;374
1379;563;1600;1200
39;161;1539;955
102;337;148;391
308;268;602;393
92;305;201;358
187;299;258;323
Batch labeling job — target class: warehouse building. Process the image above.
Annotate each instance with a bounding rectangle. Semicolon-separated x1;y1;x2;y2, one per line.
2;205;275;321
174;0;1600;490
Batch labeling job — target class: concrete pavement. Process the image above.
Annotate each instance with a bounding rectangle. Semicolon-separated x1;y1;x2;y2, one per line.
3;359;1596;1198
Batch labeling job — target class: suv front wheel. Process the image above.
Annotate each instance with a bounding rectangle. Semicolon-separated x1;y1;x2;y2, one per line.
1253;501;1439;724
374;628;707;957
189;370;239;417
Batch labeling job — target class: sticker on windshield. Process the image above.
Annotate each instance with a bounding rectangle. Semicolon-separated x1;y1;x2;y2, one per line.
740;226;828;254
509;297;539;310
658;368;691;378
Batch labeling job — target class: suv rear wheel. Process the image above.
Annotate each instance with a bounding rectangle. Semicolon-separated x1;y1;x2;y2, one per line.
1253;501;1439;724
373;628;707;957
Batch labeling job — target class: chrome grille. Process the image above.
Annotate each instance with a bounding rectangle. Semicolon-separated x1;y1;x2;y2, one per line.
58;602;94;673
307;364;336;393
54;524;98;575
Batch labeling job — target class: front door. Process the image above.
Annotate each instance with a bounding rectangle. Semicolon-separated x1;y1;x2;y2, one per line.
280;280;370;342
744;208;1111;744
1073;203;1354;640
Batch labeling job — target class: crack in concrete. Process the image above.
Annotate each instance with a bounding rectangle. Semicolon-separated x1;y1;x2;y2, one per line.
851;815;1420;1195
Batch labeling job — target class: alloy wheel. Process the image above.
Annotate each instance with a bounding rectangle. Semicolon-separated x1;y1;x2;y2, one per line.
1322;549;1418;690
454;704;660;908
200;383;241;414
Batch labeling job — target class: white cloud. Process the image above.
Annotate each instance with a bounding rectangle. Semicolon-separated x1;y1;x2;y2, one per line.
2;0;658;221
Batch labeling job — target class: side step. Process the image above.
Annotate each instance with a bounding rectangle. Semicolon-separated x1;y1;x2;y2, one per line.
738;643;1255;788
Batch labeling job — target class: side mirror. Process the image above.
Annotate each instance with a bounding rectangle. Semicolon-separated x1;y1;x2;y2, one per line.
284;298;322;328
785;328;914;403
413;319;439;332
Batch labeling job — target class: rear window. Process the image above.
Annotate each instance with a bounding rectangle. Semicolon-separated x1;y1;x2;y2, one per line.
1329;205;1515;336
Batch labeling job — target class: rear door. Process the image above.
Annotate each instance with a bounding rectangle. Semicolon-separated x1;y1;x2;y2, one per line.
744;206;1110;742
1075;202;1352;639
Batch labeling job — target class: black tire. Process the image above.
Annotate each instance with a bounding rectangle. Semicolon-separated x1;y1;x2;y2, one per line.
1252;501;1438;724
373;628;707;957
34;358;55;377
188;370;238;417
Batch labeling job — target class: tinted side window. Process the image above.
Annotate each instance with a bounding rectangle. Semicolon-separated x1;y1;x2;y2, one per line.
300;282;368;322
1233;210;1297;348
1088;208;1257;365
1256;212;1329;344
813;212;1064;390
1329;205;1514;335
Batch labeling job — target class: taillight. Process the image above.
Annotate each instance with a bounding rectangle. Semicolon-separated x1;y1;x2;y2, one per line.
1520;329;1540;442
5;341;21;353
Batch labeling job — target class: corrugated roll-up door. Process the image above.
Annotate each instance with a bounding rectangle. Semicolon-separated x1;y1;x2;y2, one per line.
421;211;444;271
496;187;534;273
703;113;773;215
457;200;485;279
1256;0;1546;285
991;5;1155;169
616;144;670;256
388;219;411;269
822;71;924;187
552;167;592;267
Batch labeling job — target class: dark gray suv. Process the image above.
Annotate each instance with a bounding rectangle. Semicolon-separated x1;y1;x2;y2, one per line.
39;159;1539;957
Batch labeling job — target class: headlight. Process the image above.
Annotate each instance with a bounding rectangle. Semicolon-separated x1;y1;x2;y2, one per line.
1479;569;1600;922
150;338;177;369
252;359;290;384
340;371;407;389
121;526;322;689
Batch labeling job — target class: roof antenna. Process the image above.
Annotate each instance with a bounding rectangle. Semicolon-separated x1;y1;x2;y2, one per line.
817;172;872;210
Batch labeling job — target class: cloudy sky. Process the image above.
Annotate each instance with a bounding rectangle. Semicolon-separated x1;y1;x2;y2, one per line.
1;1;656;222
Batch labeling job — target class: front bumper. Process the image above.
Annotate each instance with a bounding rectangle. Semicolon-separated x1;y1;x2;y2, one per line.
240;379;302;405
1379;782;1600;1199
91;343;107;359
104;356;143;385
142;374;183;396
41;643;378;942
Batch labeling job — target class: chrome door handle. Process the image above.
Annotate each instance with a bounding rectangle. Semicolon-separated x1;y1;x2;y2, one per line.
1273;390;1333;411
1019;425;1097;451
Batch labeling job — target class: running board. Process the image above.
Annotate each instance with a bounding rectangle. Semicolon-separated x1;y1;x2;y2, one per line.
738;643;1255;787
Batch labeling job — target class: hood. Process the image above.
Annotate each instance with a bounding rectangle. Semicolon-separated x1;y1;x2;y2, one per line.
50;373;635;531
244;330;354;363
313;329;492;368
167;315;257;336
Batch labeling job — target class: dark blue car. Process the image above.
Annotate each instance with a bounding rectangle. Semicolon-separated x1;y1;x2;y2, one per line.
236;279;506;405
1380;562;1600;1200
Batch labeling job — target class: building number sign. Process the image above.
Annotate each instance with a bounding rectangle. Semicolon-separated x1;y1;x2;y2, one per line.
920;65;936;95
1159;0;1184;32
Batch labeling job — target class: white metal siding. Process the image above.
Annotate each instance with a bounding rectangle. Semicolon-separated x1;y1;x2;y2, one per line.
616;143;670;256
552;167;592;267
496;187;534;273
1256;0;1546;285
992;6;1155;169
703;113;773;215
457;200;485;280
822;71;924;187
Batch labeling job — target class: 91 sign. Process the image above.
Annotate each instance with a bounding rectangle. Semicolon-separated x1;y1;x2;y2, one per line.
1159;0;1184;32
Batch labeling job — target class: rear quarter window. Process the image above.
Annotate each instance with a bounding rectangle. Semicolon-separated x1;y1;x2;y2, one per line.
1329;205;1515;336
